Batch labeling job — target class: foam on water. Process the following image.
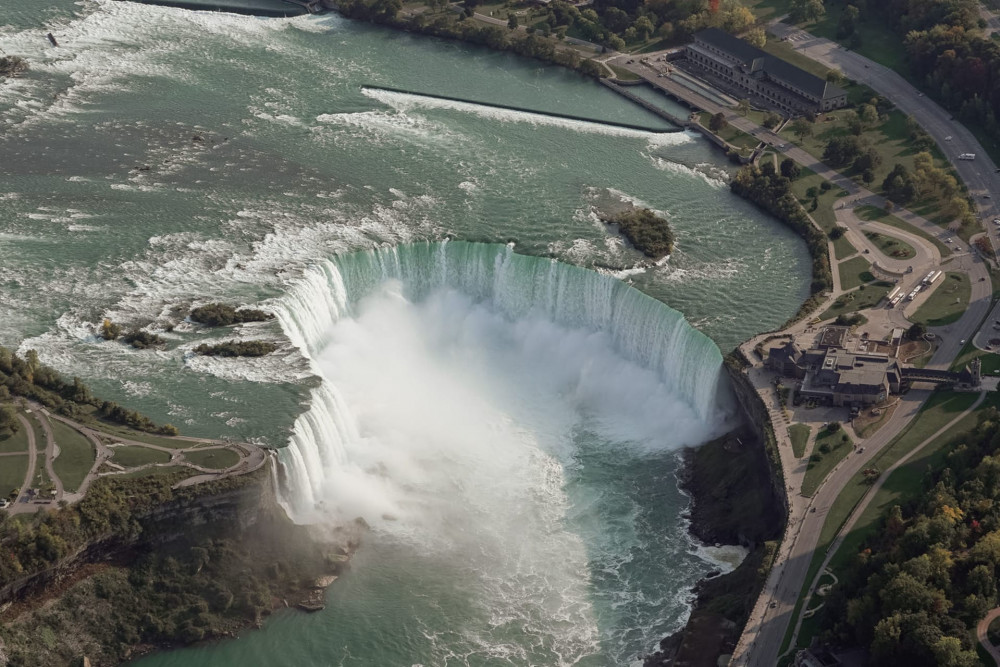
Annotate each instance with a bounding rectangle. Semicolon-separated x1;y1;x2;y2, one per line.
361;87;692;145
260;240;736;664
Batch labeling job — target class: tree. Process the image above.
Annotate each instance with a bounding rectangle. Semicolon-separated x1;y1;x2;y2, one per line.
736;98;751;116
790;117;813;141
633;15;654;41
823;135;863;166
708;112;727;132
507;14;518;29
780;158;800;179
789;0;825;23
744;27;766;48
826;70;847;86
907;322;927;340
859;103;880;128
762;111;782;129
882;163;917;204
0;405;18;434
837;5;861;38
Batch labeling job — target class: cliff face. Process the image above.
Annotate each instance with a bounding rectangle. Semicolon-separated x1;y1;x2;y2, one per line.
644;355;787;667
0;462;360;667
0;468;274;608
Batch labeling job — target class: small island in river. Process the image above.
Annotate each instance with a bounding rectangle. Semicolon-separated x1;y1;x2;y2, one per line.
599;207;675;261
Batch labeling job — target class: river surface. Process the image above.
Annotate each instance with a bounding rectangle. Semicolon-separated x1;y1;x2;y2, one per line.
0;2;809;665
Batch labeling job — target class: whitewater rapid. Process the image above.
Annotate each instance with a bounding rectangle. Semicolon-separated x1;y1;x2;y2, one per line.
272;241;734;522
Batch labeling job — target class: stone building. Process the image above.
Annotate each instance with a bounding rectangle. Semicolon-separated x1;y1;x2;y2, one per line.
685;28;848;114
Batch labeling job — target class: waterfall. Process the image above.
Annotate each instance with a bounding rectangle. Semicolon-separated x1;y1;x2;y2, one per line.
270;241;733;522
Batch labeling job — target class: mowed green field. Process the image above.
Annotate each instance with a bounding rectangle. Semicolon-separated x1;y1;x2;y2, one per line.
51;420;95;493
183;448;240;470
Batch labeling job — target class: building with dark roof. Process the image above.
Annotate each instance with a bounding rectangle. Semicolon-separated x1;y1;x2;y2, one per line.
686;28;848;114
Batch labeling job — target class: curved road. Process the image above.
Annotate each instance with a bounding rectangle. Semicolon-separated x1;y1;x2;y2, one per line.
10;414;38;509
979;608;1000;666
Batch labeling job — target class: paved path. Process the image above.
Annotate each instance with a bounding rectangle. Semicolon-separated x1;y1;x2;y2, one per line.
785;391;986;655
978;608;1000;666
36;409;64;503
9;414;37;510
7;401;267;513
766;21;1000;252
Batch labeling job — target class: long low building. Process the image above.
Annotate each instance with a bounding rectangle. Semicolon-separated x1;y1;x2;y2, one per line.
767;338;982;407
685;28;847;114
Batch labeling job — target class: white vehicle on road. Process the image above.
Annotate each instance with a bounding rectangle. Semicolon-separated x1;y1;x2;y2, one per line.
959;153;976;160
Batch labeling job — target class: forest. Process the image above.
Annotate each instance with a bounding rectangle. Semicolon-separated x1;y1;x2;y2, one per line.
816;404;1000;666
828;0;1000;148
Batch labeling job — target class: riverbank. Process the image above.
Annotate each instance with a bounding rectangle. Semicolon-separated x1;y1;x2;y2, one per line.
645;389;786;666
0;462;363;666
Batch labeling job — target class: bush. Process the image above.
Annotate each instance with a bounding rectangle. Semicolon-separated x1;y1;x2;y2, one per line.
193;341;278;358
709;112;728;132
190;304;273;327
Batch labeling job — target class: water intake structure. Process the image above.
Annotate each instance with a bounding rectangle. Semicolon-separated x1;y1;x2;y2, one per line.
271;241;737;665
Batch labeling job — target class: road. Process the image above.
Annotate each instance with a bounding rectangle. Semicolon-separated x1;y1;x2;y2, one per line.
767;21;1000;254
10;414;37;509
784;392;986;654
978;608;1000;665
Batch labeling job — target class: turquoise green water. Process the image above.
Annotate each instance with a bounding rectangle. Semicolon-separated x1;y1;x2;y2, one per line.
0;1;810;664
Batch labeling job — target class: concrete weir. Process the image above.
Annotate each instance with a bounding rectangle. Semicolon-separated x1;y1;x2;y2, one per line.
127;0;327;17
362;85;685;133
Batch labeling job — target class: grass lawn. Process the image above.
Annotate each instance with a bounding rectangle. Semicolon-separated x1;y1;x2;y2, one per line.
117;465;193;480
110;445;171;468
92;422;198;449
910;272;970;327
819;282;892;320
789;167;844;234
799;5;908;75
824;392;996;579
0;422;29;454
696;113;760;154
51;421;95;494
801;425;853;497
607;63;641;82
789;423;811;458
854;205;952;257
780;110;958;227
183;448;240;470
837;255;873;290
832;234;856;260
781;390;979;654
863;230;915;260
0;455;28;499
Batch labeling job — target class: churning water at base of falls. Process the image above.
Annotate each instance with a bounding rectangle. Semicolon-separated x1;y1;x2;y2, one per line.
0;1;809;664
144;243;738;666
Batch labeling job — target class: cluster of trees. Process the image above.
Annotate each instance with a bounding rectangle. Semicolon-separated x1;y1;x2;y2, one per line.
193;341;278;358
599;207;675;260
731;165;833;298
334;0;764;73
333;0;607;76
827;0;1000;147
98;320;167;349
0;345;176;435
0;471;337;665
189;303;274;327
122;329;166;350
816;403;1000;665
